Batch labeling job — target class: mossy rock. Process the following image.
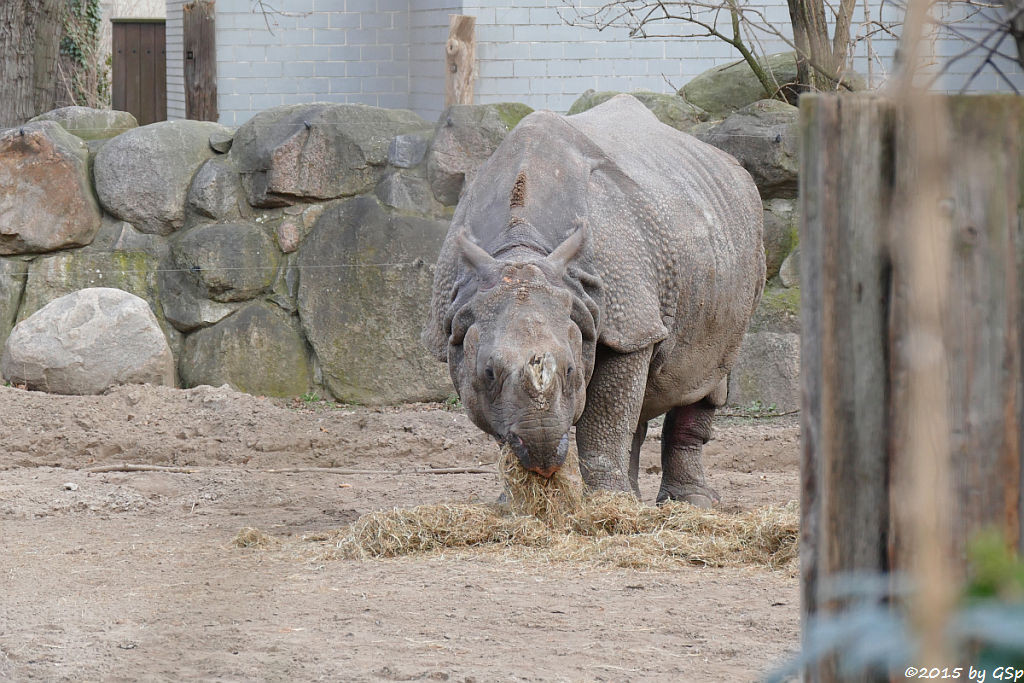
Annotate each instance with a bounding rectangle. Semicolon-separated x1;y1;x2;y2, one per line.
748;285;800;334
567;90;708;131
491;102;534;130
180;301;311;397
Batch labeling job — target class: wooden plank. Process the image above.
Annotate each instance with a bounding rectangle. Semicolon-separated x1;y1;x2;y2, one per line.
801;93;1024;681
112;23;126;112
799;93;893;683
445;15;475;107
184;0;217;122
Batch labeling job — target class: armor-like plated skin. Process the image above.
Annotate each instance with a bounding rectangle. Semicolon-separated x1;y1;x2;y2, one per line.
423;95;765;505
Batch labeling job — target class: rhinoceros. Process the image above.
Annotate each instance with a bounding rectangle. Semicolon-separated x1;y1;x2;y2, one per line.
422;94;765;506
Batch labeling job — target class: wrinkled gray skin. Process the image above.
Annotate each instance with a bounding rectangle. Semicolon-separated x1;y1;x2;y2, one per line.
423;95;765;506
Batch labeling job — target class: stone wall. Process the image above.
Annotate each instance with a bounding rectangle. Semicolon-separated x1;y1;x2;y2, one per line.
2;83;801;407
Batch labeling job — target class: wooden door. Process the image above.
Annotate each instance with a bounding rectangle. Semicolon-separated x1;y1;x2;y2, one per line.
112;19;167;125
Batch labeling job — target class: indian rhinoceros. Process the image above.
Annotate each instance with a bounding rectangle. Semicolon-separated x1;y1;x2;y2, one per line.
422;94;765;506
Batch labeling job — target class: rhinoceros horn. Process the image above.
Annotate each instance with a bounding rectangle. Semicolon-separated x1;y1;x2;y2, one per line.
543;223;587;276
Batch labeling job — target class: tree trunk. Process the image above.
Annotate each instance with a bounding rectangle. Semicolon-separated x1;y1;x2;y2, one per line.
787;0;842;90
0;0;67;128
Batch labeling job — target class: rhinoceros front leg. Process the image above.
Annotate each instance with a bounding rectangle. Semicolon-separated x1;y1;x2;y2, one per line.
657;398;719;508
575;346;653;495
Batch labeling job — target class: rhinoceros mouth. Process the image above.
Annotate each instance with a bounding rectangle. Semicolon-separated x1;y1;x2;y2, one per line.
505;432;570;478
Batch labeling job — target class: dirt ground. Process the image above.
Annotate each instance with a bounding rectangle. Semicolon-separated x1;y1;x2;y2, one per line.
0;383;801;682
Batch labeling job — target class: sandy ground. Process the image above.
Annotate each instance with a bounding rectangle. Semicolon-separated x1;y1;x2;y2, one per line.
0;383;801;682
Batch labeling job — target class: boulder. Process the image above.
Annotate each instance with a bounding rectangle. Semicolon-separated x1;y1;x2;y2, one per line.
567;90;708;131
0;121;102;254
388;131;431;168
296;195;451;404
1;287;174;395
426;103;533;206
375;169;439;214
93;120;232;235
699;99;799;200
187;156;245;221
179;301;311;397
83;214;169;257
680;52;801;118
230;103;431;207
762;198;798;279
748;285;800;335
728;331;800;412
15;246;181;359
169;222;280;303
208;129;234;153
29;106;138;140
779;247;800;288
0;257;28;352
158;266;241;333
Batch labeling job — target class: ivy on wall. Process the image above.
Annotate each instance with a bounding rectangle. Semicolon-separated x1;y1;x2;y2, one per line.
60;0;110;108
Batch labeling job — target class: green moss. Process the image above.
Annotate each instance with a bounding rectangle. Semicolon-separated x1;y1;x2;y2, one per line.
760;286;800;316
748;285;801;334
492;102;534;130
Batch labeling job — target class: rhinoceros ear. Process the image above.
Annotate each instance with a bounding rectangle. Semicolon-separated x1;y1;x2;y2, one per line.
544;223;587;276
457;231;500;287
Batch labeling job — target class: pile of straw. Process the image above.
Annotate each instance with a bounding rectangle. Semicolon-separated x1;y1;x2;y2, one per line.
326;445;799;570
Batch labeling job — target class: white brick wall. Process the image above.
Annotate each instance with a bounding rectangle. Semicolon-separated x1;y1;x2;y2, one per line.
207;0;414;126
166;0;1024;125
165;0;186;119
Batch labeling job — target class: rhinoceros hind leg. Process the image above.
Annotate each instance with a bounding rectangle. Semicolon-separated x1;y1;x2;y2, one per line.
627;420;648;497
657;398;719;508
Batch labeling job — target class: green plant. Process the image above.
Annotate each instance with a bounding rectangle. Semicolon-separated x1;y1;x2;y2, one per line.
300;391;321;405
59;0;109;108
443;393;463;411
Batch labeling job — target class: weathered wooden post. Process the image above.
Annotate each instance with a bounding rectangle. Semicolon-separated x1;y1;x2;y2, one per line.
183;0;217;122
445;15;476;107
800;94;1024;681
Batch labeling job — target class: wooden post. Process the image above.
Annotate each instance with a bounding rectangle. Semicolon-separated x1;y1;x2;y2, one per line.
184;0;217;122
445;15;475;108
800;94;1024;682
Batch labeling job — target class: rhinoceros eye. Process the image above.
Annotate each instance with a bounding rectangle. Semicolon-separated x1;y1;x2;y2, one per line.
484;366;495;381
566;365;574;377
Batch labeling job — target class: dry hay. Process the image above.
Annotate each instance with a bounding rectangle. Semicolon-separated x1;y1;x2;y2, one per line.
329;445;799;570
233;527;279;549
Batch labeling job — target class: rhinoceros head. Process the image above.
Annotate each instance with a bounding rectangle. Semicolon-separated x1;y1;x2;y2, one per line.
446;228;590;477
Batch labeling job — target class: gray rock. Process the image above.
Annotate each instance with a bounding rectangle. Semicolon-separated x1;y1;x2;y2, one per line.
169;221;280;303
567;89;708;131
779;247;800;288
747;285;800;335
209;129;234;153
297;195;451;404
83;214;169;257
0;257;28;352
30;106;138;140
179;301;311;397
2;287;174;395
187;157;245;221
375;170;438;214
681;52;802;118
762;198;798;279
0;122;102;254
388;132;431;168
230;103;432;207
158;266;241;333
426;103;534;206
94;120;233;235
698;99;799;200
727;331;800;412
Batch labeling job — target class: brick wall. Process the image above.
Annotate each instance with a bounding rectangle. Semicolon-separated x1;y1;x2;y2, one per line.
165;0;1024;125
165;0;186;120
